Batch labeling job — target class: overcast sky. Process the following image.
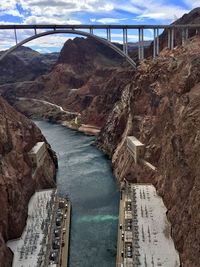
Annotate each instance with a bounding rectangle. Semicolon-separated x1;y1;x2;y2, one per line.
0;0;199;53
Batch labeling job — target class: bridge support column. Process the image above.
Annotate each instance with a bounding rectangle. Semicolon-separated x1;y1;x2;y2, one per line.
167;29;171;49
153;29;156;58
90;28;93;35
153;28;159;58
14;28;18;45
138;29;141;61
181;28;185;45
34;28;37;35
141;28;144;59
171;28;174;49
138;28;144;61
107;28;111;42
123;28;128;55
156;28;159;55
167;28;175;49
185;27;188;39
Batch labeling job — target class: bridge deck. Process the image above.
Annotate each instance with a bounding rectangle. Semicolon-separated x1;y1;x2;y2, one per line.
1;24;200;30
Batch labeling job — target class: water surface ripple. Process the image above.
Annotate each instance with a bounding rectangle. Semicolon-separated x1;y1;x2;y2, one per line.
34;121;119;267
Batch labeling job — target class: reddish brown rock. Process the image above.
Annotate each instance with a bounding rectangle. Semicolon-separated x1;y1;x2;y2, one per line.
97;36;200;266
0;97;57;266
0;46;58;85
0;37;134;128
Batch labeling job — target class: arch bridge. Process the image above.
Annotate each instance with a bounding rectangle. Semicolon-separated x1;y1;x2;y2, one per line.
0;24;200;68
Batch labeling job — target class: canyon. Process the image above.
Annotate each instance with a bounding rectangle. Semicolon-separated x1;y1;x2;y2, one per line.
0;7;200;267
0;37;134;129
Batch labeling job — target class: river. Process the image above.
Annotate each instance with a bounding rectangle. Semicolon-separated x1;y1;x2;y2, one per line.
34;120;119;267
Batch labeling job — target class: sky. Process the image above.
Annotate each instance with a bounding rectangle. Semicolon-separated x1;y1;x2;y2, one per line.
0;0;199;53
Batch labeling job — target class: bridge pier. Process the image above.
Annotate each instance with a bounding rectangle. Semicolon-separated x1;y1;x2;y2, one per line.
167;28;175;49
181;28;190;45
153;28;159;58
167;29;171;48
138;28;144;61
90;28;93;35
185;27;189;39
171;28;174;49
14;28;18;45
106;28;111;42
153;29;156;58
182;28;186;45
123;28;128;56
156;28;159;56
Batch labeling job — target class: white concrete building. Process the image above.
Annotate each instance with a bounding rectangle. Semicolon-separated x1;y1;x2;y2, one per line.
28;142;47;168
127;136;145;164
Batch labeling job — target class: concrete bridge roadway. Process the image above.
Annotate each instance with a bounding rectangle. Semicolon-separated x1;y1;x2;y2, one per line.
0;24;200;68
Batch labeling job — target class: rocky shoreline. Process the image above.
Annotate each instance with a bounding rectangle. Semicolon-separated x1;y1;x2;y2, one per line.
14;97;101;136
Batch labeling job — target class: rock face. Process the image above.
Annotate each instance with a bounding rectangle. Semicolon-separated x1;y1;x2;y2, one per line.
0;37;134;128
97;36;200;266
0;46;58;84
0;97;57;266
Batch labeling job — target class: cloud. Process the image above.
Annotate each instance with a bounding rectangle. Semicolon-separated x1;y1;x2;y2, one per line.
0;0;22;18
138;12;167;19
0;29;77;52
19;0;114;17
183;0;200;9
90;17;127;24
0;0;17;11
0;9;23;17
129;0;190;21
24;16;81;25
28;35;75;48
0;0;192;27
34;47;53;53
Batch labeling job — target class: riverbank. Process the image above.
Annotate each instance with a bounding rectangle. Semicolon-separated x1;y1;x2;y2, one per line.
14;97;101;136
62;120;100;136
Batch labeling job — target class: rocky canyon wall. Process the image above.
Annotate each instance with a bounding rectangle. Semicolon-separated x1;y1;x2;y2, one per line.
0;97;57;266
97;36;200;267
0;37;134;128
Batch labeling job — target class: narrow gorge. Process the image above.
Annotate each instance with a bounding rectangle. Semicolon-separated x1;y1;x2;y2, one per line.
1;7;200;267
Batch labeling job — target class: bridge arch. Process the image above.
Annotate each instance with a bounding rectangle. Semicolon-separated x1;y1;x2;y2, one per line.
0;29;137;68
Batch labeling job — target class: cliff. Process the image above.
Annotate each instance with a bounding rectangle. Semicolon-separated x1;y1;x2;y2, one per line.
0;37;134;128
0;46;58;85
97;35;200;266
0;97;57;266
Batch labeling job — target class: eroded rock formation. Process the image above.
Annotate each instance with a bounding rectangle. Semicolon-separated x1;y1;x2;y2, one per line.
0;46;58;85
0;37;134;128
97;36;200;266
0;97;57;266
